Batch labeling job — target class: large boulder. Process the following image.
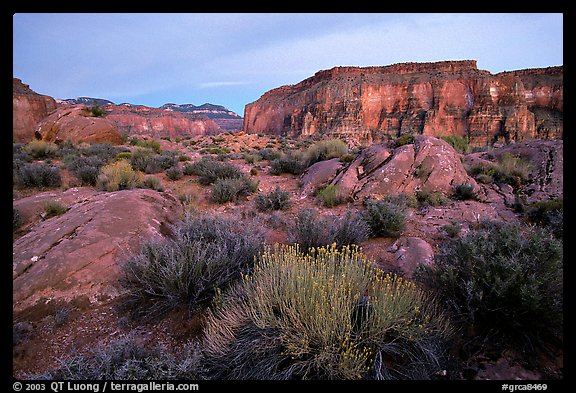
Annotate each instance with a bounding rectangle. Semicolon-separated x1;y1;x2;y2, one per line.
329;135;479;202
13;188;182;319
13;78;57;143
36;105;123;145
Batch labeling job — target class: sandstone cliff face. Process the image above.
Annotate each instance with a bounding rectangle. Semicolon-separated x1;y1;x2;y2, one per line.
243;61;563;146
104;104;223;139
36;105;123;145
13;78;58;143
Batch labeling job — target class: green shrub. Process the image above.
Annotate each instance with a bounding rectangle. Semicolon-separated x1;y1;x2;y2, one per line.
394;134;415;148
255;187;291;211
269;155;306;175
14;162;62;188
133;138;161;153
36;335;199;380
468;153;531;188
116;152;132;160
288;208;370;253
89;106;106;117
201;244;450;380
303;139;349;167
523;198;563;239
185;157;243;185
211;177;257;204
44;200;67;218
452;183;476;201
165;166;183;181
383;193;419;209
339;153;356;163
416;190;450;207
441;221;461;238
441;135;470;154
96;160;141;192
13;208;23;231
118;215;264;319
414;221;563;352
256;148;282;161
316;184;343;208
363;199;406;238
23;140;59;159
140;176;164;192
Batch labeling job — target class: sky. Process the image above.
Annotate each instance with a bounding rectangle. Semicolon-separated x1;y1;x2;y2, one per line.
13;13;563;116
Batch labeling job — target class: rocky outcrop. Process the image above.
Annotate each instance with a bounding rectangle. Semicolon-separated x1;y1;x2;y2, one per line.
104;104;223;139
13;188;183;319
13;78;57;143
319;135;479;202
243;61;563;146
464;139;563;204
36;105;123;145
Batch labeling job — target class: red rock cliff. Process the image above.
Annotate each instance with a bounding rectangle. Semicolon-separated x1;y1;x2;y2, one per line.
243;61;563;146
13;78;57;143
104;104;223;139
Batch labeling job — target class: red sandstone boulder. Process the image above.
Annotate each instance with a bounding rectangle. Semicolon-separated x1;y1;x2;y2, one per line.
13;188;183;319
327;135;479;202
36;105;123;145
13;78;57;143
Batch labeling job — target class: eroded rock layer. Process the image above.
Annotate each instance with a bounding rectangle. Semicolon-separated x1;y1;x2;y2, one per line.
243;61;562;146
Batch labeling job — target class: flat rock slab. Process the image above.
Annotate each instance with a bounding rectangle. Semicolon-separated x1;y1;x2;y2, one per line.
13;188;182;318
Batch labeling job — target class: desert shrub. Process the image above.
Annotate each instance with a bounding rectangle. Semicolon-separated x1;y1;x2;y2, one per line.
118;214;264;319
140;176;164;192
13;143;32;163
316;184;344;207
340;153;356;163
44;200;67;218
96;160;141;192
468;153;531;188
132;138;161;153
14;162;62;188
363;199;406;238
257;148;282;161
211;177;257;204
201;244;450;380
289;208;331;252
255;187;291;211
82;143;126;161
89;106;106;117
414;221;563;352
165;166;183;181
289;208;370;253
416;190;450;207
303;139;349;167
13;208;23;231
452;183;476;201
185;157;244;185
441;135;470;154
394;134;415;148
441;221;461;238
23;140;59;159
36;335;200;380
383;193;419;209
330;210;371;247
64;155;107;186
269;154;306;175
494;152;531;187
523;198;563;239
129;148;176;174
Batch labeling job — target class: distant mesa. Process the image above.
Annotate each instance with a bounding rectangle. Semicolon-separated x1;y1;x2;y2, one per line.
243;60;563;147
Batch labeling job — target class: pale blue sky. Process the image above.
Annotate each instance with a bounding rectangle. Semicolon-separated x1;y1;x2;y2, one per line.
13;13;563;116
